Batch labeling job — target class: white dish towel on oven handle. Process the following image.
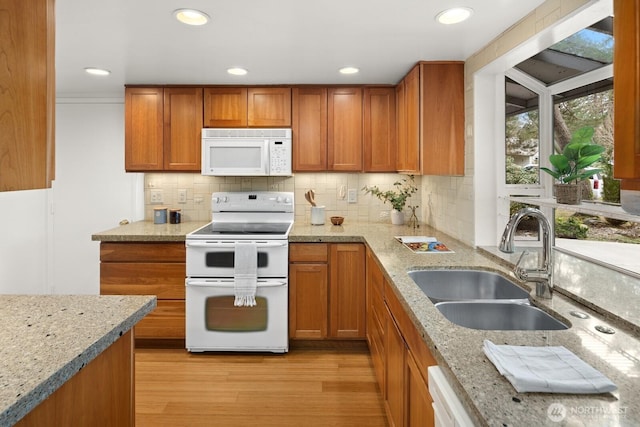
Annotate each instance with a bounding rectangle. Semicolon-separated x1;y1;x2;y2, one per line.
234;242;258;307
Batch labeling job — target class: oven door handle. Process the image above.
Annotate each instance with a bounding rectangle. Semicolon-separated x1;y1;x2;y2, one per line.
185;241;288;249
186;279;287;288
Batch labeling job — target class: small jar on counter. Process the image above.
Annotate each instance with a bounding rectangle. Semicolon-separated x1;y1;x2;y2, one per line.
169;209;181;224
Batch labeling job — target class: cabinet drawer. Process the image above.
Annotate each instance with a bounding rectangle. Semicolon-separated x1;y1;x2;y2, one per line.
100;263;186;299
100;242;185;262
289;243;328;262
134;300;185;339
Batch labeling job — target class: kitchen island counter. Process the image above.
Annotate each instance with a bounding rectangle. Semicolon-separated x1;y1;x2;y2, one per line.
0;295;156;426
91;220;207;242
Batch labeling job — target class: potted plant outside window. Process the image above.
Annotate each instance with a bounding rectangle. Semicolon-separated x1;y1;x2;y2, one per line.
363;175;418;225
540;127;604;205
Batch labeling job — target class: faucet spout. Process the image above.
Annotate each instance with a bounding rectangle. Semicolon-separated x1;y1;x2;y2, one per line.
499;207;553;298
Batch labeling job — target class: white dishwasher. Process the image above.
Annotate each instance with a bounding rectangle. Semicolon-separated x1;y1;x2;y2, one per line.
428;366;474;427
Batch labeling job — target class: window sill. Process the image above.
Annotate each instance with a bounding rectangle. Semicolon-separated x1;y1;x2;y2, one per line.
510;196;640;223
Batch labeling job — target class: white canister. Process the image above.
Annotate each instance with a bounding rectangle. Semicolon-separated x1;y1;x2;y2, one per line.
311;206;325;225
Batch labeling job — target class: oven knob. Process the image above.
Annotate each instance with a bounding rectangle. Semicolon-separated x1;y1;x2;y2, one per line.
213;197;221;203
276;196;283;203
284;197;291;204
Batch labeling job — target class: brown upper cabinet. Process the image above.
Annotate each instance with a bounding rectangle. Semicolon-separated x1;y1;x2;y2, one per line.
292;87;328;171
204;87;292;128
0;0;55;192
125;87;203;172
364;87;397;172
614;0;640;191
396;62;465;176
328;87;364;171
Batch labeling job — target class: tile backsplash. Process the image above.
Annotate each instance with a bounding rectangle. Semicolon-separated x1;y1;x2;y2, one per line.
144;173;422;225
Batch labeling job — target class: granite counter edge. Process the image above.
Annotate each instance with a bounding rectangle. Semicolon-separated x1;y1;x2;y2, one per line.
2;296;156;426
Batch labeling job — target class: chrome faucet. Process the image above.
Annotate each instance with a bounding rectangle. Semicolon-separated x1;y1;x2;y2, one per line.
499;207;553;298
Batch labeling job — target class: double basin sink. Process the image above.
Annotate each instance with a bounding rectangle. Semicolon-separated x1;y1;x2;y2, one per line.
408;269;569;331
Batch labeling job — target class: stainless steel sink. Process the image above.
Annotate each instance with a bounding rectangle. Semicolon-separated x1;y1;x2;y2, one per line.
407;269;529;303
435;301;569;331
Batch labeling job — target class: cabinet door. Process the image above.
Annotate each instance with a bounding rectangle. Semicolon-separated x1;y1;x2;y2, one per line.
406;349;434;427
421;62;465;176
385;307;406;427
163;87;203;171
203;87;248;127
328;87;363;171
289;263;329;339
366;249;386;394
125;87;164;171
329;243;366;338
397;66;421;173
613;0;640;184
0;0;55;191
364;87;396;172
292;88;328;171
248;88;292;127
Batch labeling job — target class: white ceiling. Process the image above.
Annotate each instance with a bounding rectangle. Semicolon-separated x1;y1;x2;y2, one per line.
55;0;546;97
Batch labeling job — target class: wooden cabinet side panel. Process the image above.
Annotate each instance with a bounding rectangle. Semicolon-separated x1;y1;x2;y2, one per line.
163;87;203;171
364;87;397;172
247;87;292;127
16;331;134;427
0;0;54;191
289;263;329;339
292;88;328;171
402;66;421;173
327;88;363;171
420;62;465;176
396;81;408;172
613;0;640;181
329;244;366;338
125;87;164;171
203;87;248;127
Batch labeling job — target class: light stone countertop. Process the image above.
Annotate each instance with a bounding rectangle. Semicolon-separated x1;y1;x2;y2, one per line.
93;220;640;426
0;295;156;426
91;220;208;242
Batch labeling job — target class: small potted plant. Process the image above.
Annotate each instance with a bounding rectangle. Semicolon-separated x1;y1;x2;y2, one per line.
540;127;604;205
362;175;418;225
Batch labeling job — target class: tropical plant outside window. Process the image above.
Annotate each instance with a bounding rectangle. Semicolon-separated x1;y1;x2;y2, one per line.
503;15;640;274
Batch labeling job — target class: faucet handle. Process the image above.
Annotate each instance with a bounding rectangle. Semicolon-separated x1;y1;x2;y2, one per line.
514;251;529;281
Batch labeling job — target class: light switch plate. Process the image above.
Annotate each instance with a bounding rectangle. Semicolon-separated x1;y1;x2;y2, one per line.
150;189;163;204
347;188;357;203
178;189;187;203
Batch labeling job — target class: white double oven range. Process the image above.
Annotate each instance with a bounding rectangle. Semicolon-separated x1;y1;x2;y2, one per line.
185;191;293;353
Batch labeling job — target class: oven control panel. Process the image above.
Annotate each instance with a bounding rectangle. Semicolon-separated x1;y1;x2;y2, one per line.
211;191;294;213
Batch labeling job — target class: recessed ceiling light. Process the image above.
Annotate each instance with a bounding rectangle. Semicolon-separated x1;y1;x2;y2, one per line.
436;7;473;25
174;9;210;26
227;67;248;76
84;67;111;76
339;67;359;75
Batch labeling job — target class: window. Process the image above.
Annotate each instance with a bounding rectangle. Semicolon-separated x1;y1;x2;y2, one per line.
499;14;640;276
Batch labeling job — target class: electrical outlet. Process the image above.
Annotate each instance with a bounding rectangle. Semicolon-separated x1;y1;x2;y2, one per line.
347;188;357;203
178;189;187;204
150;189;163;204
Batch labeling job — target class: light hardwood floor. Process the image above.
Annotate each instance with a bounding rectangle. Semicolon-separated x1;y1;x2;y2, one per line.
135;344;388;426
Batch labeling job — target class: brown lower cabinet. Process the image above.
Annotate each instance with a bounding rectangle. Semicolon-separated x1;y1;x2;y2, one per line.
367;248;436;427
289;243;366;339
99;242;186;342
15;331;134;427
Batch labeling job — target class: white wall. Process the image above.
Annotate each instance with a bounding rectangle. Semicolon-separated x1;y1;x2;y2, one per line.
0;189;50;294
52;101;143;294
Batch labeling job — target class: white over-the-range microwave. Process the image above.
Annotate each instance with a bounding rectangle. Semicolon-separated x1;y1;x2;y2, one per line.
201;128;292;176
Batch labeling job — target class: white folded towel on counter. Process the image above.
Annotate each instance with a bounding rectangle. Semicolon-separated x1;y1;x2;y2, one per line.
234;242;258;307
483;340;617;394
